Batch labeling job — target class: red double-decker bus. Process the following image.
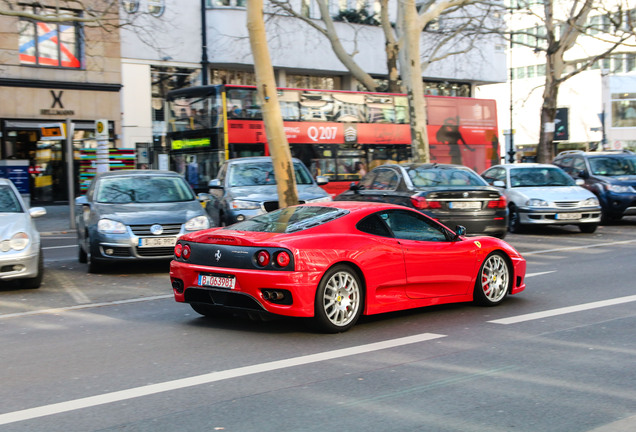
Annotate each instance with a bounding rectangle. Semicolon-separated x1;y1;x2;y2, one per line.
165;84;499;196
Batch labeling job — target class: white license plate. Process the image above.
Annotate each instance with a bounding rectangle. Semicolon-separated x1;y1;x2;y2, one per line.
450;201;481;210
556;213;581;220
138;236;177;247
198;274;236;289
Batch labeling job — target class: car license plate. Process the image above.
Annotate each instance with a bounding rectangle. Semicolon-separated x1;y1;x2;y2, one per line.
198;273;236;289
138;236;177;247
450;201;481;210
556;213;581;220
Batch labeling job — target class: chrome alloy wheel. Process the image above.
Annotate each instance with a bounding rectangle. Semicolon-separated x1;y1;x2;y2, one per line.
322;270;361;328
479;254;509;303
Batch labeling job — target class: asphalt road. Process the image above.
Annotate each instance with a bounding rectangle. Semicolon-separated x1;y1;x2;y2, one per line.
1;219;635;431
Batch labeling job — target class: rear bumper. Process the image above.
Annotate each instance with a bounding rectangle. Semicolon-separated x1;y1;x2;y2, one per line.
170;260;322;317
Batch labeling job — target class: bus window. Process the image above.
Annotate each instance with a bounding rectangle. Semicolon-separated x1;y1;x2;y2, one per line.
300;92;333;121
227;87;262;119
366;95;395;123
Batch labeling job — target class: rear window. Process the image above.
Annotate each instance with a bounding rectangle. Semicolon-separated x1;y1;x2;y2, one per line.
406;166;486;187
228;206;348;233
96;176;195;203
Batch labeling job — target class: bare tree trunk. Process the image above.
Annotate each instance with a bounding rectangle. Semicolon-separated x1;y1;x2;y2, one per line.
398;0;430;163
380;0;401;93
246;0;298;207
537;61;559;163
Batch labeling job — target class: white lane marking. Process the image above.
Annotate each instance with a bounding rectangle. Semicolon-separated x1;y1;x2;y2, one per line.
42;245;77;250
522;239;636;256
0;332;446;426
0;295;173;320
525;271;556;277
490;294;636;325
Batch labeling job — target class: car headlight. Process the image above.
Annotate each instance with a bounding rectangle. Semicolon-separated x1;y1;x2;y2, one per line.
185;215;210;231
1;232;30;252
582;197;599;206
231;200;261;210
97;219;127;234
606;184;635;193
306;196;333;203
526;199;549;207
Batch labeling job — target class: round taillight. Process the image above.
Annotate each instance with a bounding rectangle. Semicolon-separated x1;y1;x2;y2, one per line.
276;251;291;267
174;243;183;258
182;244;191;260
256;250;270;267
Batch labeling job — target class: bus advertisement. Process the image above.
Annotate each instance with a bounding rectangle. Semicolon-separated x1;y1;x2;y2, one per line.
166;85;499;196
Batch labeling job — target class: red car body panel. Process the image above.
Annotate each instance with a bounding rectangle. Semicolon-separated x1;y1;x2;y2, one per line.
170;202;526;319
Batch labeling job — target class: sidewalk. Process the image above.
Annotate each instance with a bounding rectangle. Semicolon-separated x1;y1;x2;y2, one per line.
34;204;75;235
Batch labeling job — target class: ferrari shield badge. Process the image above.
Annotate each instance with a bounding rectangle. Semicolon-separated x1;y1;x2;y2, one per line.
474;241;482;248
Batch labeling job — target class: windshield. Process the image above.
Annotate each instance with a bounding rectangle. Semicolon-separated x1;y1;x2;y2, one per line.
510;167;574;187
227;162;314;187
589;156;636;176
0;185;23;213
228;206;348;233
406;166;487;187
95;176;195;204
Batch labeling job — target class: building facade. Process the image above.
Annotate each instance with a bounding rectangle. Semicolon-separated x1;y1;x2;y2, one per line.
476;1;636;161
119;0;508;174
0;1;122;204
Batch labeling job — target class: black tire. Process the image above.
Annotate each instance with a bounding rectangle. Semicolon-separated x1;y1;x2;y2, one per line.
21;250;44;289
473;252;511;306
508;205;524;233
579;223;598;233
78;243;87;263
313;265;364;333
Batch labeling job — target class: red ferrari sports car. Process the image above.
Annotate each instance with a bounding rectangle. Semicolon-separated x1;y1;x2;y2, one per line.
170;202;526;332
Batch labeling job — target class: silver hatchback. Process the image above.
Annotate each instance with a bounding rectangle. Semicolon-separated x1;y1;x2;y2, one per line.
0;178;46;288
482;164;601;233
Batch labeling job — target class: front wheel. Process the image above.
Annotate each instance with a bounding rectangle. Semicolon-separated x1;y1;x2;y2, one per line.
314;265;364;333
474;252;511;306
508;205;524;233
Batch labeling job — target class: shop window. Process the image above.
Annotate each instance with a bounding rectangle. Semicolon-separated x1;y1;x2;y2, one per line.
208;0;246;7
18;5;82;68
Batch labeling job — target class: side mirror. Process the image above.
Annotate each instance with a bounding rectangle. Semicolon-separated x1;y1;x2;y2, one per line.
75;196;88;205
350;181;364;192
208;179;222;189
315;175;329;186
28;207;47;218
578;170;589;179
575;178;585;186
493;180;505;188
453;225;466;240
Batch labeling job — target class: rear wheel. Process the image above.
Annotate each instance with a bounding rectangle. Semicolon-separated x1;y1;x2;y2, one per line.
474;252;510;306
313;265;363;333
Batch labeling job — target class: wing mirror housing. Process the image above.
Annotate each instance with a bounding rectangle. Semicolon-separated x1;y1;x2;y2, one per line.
452;225;466;241
315;175;329;186
208;179;222;189
493;180;505;187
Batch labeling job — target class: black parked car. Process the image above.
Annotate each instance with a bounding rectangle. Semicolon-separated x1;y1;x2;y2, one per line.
336;163;508;238
553;150;636;222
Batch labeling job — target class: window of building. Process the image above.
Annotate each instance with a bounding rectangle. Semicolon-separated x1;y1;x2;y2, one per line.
613;55;624;74
211;69;256;85
611;92;636;128
148;0;165;16
208;0;246;7
18;5;82;68
526;65;536;78
122;0;140;13
537;64;546;76
627;54;636;72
